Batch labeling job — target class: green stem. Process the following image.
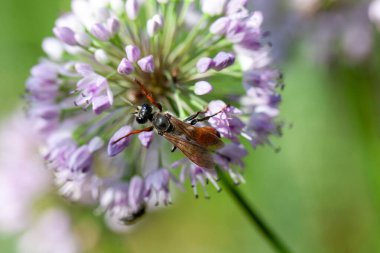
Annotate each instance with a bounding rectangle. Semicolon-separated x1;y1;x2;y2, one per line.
218;167;293;253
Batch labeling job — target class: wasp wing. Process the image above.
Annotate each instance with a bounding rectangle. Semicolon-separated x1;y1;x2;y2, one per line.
162;131;215;170
168;115;224;151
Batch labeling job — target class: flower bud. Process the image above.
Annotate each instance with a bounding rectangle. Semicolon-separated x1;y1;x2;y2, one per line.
110;0;124;15
42;38;64;60
91;23;111;41
147;15;163;37
201;0;227;16
196;57;214;73
53;27;77;46
93;95;112;115
210;17;230;35
137;55;155;73
75;63;93;76
126;0;140;20
74;32;91;47
118;58;135;75
108;126;133;157
69;146;92;172
125;45;141;62
212;52;235;71
107;18;120;35
194;81;213;95
138;131;154;148
128;176;145;212
94;49;110;64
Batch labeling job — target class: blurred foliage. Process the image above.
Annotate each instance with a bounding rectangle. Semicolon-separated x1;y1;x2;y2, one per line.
0;0;380;253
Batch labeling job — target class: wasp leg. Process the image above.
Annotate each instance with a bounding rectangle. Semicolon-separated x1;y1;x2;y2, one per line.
171;146;177;152
189;110;225;125
184;108;209;123
112;126;154;144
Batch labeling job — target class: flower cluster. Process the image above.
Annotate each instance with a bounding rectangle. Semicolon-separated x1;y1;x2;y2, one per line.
0;114;81;253
26;0;283;224
370;0;380;29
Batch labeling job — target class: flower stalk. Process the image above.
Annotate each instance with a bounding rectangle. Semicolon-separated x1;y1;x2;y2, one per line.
218;166;293;253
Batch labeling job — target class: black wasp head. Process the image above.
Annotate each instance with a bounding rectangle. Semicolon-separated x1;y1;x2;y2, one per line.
136;103;153;124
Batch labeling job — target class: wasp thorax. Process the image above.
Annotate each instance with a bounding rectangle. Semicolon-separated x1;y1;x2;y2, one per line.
153;113;171;133
136;104;153;124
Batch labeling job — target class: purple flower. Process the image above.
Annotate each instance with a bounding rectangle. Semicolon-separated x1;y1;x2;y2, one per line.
128;176;146;213
125;45;141;62
95;49;110;64
194;81;213;95
53;27;77;46
138;131;154;148
207;100;245;142
26;62;60;102
42;38;64;60
100;180;145;224
30;104;60;120
126;0;140;20
0;114;50;233
210;17;231;35
196;57;214;73
18;209;80;253
212;52;235;71
137;55;155;73
226;0;248;15
117;58;134;75
243;67;282;91
147;14;163;37
107;18;120;35
201;0;227;16
214;143;247;184
68;145;95;173
92;95;113;114
74;65;113;114
108;126;133;157
144;169;171;205
91;23;111;41
247;112;280;148
173;159;220;198
75;32;91;47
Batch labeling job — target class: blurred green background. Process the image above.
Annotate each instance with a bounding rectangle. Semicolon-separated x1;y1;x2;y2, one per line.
1;0;380;253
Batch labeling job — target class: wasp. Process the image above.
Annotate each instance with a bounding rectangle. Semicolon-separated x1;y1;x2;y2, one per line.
113;80;224;169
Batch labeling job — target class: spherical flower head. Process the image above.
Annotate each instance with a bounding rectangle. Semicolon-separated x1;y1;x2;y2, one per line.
26;0;285;224
0;114;50;233
369;0;380;28
17;209;80;253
